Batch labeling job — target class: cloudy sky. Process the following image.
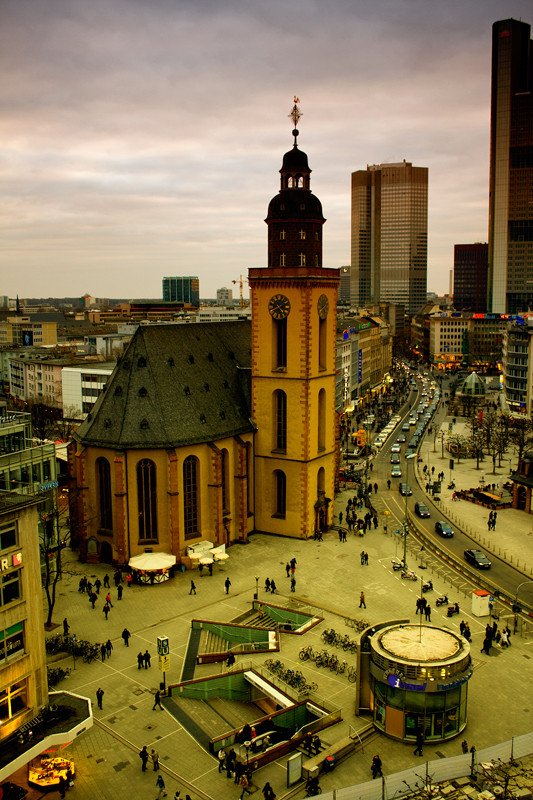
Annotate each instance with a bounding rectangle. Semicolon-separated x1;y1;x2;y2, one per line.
1;0;530;301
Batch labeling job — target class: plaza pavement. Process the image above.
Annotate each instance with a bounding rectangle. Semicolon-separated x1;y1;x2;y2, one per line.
13;418;533;800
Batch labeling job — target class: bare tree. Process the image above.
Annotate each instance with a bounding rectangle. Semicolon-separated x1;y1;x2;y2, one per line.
508;417;533;468
39;496;70;629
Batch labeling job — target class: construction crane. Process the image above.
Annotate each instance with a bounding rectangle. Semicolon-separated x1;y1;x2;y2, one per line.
232;275;244;308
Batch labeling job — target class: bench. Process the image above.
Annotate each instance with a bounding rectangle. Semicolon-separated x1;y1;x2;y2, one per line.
302;737;356;778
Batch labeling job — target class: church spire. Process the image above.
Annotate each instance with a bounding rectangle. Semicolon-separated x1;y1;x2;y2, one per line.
289;97;302;146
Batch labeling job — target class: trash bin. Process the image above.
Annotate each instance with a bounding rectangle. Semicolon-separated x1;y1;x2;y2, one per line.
323;755;336;772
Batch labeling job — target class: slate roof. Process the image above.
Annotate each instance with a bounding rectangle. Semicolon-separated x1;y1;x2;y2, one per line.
74;322;254;449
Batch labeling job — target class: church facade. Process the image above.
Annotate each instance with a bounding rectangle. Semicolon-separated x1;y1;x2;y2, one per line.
68;104;339;564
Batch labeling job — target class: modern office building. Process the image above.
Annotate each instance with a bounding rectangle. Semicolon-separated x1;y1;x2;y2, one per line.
216;287;233;306
339;266;351;303
488;19;533;314
162;276;200;307
351;161;428;314
453;243;488;312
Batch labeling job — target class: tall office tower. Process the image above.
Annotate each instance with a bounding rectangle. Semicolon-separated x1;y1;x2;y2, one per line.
488;19;533;314
351;160;428;314
453;243;488;312
162;276;200;306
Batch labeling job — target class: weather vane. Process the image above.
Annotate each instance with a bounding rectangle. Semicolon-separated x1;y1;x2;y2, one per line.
289;96;302;129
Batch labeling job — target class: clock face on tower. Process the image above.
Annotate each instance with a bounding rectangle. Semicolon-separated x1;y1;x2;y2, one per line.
268;294;291;320
317;294;329;319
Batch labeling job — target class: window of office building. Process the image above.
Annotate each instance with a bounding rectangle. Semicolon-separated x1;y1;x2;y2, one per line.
0;678;28;723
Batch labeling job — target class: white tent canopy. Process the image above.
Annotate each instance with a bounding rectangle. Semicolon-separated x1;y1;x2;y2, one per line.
129;552;176;571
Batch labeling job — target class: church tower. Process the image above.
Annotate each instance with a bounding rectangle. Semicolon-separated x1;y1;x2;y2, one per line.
249;101;339;539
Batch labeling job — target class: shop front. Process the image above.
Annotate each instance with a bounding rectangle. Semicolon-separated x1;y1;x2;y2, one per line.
369;624;471;743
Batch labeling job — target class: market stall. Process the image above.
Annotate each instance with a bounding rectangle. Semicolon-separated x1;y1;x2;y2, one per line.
128;552;176;584
28;757;75;790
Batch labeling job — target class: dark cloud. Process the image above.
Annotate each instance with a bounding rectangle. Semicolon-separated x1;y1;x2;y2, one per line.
0;0;529;297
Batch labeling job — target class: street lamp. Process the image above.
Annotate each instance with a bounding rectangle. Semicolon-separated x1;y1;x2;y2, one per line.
403;453;416;569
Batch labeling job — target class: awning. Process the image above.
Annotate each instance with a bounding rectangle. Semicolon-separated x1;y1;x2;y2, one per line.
129;552;176;571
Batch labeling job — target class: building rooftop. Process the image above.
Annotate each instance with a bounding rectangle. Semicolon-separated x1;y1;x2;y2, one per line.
373;624;467;664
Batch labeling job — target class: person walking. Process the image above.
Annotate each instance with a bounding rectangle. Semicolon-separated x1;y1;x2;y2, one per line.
117;584;123;600
63;618;70;637
189;580;197;595
96;687;104;709
461;739;469;754
424;604;431;622
100;643;107;662
156;774;167;798
270;579;276;594
265;578;270;592
374;482;378;494
217;748;226;773
122;627;131;646
359;591;366;609
224;577;231;594
137;651;144;669
105;592;114;607
371;754;383;779
414;728;424;756
151;748;160;770
103;573;110;588
103;602;110;620
153;690;163;710
239;772;252;799
139;745;149;771
262;782;275;800
290;577;296;592
144;649;151;667
94;578;101;594
285;562;291;577
89;591;97;609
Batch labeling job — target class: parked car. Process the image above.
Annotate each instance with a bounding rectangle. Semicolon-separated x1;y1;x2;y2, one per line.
414;501;430;518
435;520;454;537
399;483;412;496
464;549;492;569
391;465;402;477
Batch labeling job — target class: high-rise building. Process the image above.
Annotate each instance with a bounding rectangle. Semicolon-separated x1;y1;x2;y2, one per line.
488;19;533;314
216;287;233;306
162;276;200;306
453;243;488;312
351;160;428;314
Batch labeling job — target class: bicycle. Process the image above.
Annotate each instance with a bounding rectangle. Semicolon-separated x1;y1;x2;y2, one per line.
347;666;357;683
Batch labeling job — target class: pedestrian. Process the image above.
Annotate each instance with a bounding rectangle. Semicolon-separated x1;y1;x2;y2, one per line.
78;577;86;593
224;577;231;594
424;604;431;622
463;623;471;642
459;620;466;636
151;748;160;770
290;577;296;592
208;562;213;576
139;745;149;771
144;649;151;667
387;479;391;489
262;782;275;800
58;775;67;799
374;482;378;494
117;584;123;600
189;580;196;595
217;748;226;773
265;578;270;592
487;514;492;531
373;516;378;529
339;511;343;525
96;687;104;709
103;602;110;620
364;552;368;565
414;729;424;756
461;740;469;754
153;690;163;710
103;573;110;588
270;579;276;594
105;592;114;607
122;627;131;646
89;592;97;609
63;618;70;637
492;511;497;530
234;760;244;785
156;774;167;798
239;772;252;799
481;637;491;655
94;578;101;594
100;643;107;662
86;580;93;594
371;754;383;779
359;591;366;609
137;651;144;669
290;557;296;571
285;562;291;577
500;629;509;648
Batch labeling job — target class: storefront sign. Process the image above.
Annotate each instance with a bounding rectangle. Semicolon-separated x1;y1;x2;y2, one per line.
40;481;59;492
1;552;22;571
0;622;24;661
358;349;363;383
387;674;426;692
436;672;472;691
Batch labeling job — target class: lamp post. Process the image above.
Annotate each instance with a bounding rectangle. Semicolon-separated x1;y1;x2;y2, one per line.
404;453;416;569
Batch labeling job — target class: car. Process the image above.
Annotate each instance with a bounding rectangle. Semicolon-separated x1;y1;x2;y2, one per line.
464;549;492;569
414;501;430;518
397;434;406;443
399;482;412;496
390;454;400;464
402;423;410;431
391;465;402;477
409;418;417;426
435;520;454;537
391;444;401;453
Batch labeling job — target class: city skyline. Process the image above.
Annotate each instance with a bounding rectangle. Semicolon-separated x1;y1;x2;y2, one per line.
1;0;530;300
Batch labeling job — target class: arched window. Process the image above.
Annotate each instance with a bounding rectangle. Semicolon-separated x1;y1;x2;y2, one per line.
184;456;200;538
274;390;287;451
317;467;325;495
273;470;286;517
96;457;112;531
137;459;157;540
319;316;327;370
318;389;326;451
221;449;230;513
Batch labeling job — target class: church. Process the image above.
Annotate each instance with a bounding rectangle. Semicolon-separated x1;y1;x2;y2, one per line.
68;103;340;564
